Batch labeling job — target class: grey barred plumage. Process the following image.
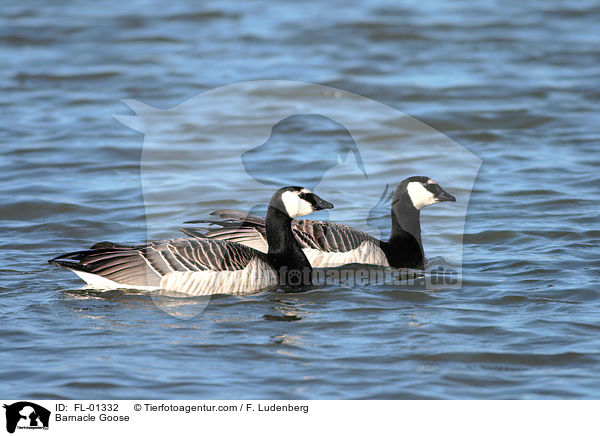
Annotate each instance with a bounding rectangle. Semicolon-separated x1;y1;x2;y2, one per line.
186;213;379;253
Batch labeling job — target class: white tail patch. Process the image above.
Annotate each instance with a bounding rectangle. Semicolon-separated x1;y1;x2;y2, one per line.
407;182;436;210
71;270;159;291
281;190;314;218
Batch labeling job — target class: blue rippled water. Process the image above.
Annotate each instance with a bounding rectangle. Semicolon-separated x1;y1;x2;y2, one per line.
1;0;599;399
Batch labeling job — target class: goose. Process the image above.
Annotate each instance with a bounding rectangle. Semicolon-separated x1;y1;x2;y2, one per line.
183;176;455;269
48;186;333;295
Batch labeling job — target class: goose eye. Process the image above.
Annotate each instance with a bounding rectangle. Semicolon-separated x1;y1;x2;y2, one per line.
298;192;311;202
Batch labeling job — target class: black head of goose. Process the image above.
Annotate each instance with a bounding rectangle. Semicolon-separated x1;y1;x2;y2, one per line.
48;186;333;295
265;186;334;286
182;176;455;270
385;176;456;268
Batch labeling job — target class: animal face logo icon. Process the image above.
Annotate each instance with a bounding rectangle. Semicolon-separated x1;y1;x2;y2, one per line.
113;80;481;318
241;114;366;190
3;402;50;434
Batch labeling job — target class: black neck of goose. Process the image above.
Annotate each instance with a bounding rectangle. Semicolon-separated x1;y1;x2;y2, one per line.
386;192;424;268
266;204;312;287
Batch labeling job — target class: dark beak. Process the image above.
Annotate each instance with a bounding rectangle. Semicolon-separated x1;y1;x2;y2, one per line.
313;194;334;211
435;187;456;203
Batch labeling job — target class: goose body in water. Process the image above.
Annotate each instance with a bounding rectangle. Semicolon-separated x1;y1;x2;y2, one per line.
49;187;333;295
184;177;455;269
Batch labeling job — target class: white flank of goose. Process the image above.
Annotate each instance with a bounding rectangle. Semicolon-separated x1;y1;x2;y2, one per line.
49;187;334;295
183;176;455;269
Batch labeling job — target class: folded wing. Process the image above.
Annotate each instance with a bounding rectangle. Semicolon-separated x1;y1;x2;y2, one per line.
184;209;387;267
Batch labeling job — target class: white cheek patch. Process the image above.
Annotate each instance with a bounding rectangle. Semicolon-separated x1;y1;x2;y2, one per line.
281;191;315;218
407;182;436;210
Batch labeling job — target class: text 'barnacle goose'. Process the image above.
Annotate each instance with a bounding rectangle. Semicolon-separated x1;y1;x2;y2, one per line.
183;176;455;269
48;187;333;295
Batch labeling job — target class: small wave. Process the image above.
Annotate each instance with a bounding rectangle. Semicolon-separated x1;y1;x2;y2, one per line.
413;351;594;366
14;71;120;83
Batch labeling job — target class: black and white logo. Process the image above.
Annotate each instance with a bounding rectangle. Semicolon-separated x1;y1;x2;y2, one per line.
3;402;50;434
